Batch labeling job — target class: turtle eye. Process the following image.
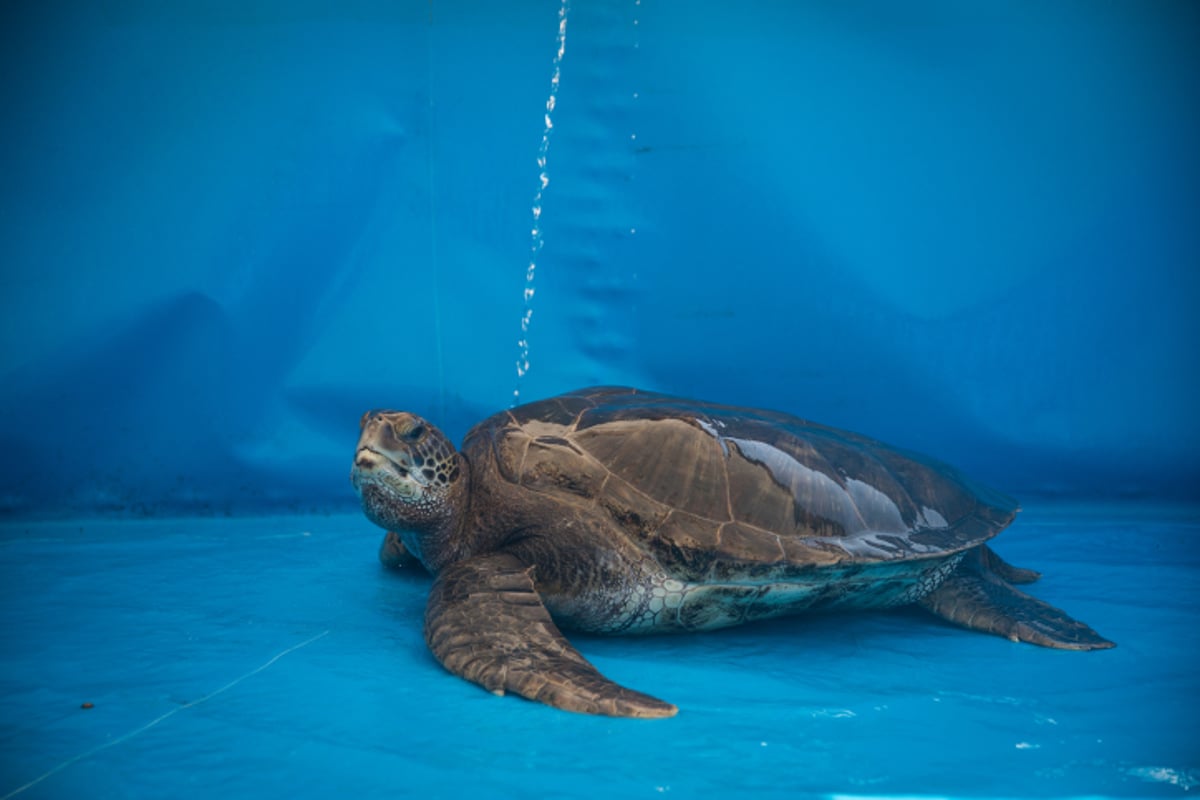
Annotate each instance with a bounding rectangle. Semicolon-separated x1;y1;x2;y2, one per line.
405;424;426;441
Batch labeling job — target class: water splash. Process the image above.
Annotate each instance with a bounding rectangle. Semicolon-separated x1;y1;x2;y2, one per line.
514;0;570;406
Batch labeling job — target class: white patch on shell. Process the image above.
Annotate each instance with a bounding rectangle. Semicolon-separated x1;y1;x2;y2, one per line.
696;418;730;456
836;531;939;559
704;437;955;560
844;478;906;532
729;439;920;556
920;505;950;528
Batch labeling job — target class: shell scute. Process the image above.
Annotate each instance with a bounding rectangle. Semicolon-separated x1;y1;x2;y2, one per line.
716;522;786;563
480;387;1017;570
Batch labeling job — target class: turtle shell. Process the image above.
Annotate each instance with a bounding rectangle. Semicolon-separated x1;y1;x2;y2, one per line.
471;387;1017;576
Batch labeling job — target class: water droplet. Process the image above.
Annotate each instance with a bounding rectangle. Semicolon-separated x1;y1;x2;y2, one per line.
514;0;570;405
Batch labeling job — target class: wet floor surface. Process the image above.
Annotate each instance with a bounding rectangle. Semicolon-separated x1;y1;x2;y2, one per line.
1;505;1196;799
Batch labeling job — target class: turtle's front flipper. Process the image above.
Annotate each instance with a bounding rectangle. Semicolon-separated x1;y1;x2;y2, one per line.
919;551;1114;650
379;532;417;570
424;553;677;718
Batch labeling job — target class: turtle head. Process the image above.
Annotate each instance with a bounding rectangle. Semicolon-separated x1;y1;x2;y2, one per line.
351;410;469;572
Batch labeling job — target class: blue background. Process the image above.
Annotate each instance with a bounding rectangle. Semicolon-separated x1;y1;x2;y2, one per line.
1;5;1198;799
1;1;1197;513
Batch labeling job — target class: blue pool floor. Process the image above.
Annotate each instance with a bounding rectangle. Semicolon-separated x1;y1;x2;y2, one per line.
1;504;1196;799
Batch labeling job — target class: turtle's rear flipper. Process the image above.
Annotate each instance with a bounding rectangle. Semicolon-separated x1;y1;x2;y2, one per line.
982;544;1041;584
424;552;677;718
919;556;1114;650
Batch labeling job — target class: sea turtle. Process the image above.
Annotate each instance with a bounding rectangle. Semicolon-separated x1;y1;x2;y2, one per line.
351;386;1112;718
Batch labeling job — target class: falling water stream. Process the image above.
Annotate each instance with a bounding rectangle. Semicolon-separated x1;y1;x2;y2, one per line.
513;0;570;406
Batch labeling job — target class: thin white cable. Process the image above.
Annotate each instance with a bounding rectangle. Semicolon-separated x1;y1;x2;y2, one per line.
1;630;331;800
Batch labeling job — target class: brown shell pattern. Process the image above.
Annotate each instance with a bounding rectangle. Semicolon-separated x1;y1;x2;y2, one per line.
477;387;1017;568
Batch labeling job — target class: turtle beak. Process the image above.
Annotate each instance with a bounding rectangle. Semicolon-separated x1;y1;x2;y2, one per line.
353;446;430;488
354;448;383;470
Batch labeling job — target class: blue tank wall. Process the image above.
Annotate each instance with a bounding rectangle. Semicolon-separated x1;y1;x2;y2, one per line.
1;1;1197;515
